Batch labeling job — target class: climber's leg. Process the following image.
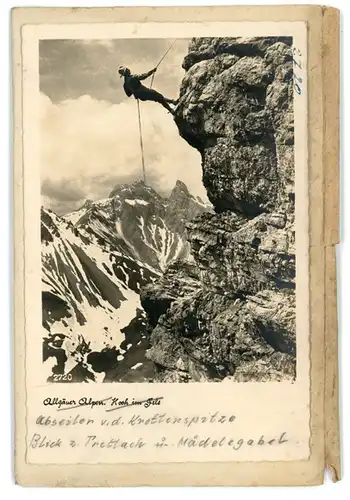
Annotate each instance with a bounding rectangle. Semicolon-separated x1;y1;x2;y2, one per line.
157;98;175;114
135;87;176;114
135;87;165;102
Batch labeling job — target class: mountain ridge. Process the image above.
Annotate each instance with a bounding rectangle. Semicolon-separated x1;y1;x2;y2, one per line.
41;179;210;382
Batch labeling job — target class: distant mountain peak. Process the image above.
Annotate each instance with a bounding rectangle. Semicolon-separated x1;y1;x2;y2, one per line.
133;179;146;186
173;179;190;192
109;179;159;200
169;180;192;201
109;179;197;203
80;199;93;210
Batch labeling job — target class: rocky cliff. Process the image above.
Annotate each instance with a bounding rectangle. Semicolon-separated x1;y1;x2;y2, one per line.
141;37;296;382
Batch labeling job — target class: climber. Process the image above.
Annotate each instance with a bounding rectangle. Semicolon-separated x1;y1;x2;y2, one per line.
118;66;178;114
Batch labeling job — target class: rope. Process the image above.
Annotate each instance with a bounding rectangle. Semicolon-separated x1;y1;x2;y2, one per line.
136;99;146;184
136;39;176;183
150;39;177;89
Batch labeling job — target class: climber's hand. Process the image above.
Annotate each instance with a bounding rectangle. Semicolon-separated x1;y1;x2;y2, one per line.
153;67;158;73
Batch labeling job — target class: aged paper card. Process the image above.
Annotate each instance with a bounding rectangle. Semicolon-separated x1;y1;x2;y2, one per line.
13;5;340;486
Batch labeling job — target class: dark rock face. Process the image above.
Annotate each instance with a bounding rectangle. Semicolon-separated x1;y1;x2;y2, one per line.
141;260;201;327
142;37;296;382
176;37;294;216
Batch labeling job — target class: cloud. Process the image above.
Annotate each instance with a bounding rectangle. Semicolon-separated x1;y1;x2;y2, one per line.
40;92;207;214
39;39;189;105
42;178;85;202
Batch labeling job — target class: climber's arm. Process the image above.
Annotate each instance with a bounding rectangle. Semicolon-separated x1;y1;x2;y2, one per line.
135;68;157;80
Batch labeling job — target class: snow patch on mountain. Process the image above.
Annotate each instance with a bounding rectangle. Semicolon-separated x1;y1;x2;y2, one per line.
125;198;149;206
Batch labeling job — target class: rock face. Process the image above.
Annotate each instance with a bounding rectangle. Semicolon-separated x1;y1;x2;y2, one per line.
141;37;296;382
41;180;209;382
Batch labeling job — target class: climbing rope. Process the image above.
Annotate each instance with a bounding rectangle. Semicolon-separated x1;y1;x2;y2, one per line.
150;39;177;89
136;39;177;184
136;99;146;184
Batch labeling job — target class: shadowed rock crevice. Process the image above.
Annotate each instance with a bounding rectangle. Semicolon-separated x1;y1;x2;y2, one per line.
141;36;296;383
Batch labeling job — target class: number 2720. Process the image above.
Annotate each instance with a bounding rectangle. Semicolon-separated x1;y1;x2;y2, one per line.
52;373;72;382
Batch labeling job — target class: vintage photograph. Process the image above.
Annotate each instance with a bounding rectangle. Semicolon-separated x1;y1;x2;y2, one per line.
41;36;296;384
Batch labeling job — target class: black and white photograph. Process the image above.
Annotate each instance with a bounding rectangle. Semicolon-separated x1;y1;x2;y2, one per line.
13;5;343;487
41;36;296;384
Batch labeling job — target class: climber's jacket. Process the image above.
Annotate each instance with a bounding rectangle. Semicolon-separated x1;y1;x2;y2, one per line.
119;66;156;97
118;65;177;114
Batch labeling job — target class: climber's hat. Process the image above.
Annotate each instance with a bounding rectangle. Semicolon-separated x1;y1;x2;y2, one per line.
118;65;130;77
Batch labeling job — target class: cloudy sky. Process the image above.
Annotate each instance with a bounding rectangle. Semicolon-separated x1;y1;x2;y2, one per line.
40;38;206;215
